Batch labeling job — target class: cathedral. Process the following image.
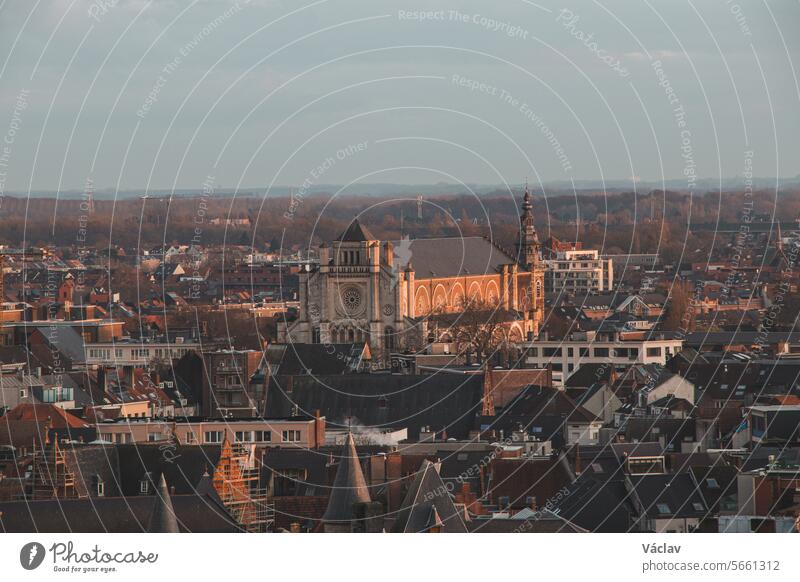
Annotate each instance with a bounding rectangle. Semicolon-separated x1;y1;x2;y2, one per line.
280;188;545;359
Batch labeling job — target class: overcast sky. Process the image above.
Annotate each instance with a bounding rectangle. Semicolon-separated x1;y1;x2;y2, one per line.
0;0;798;193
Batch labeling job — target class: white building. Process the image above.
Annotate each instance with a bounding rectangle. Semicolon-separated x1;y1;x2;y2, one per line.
522;330;684;388
545;249;613;293
85;339;200;367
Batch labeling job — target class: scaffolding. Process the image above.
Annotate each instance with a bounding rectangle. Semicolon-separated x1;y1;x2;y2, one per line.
30;437;76;500
213;440;274;532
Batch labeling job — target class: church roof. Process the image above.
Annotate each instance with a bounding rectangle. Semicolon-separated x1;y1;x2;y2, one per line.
391;236;515;278
336;219;376;242
322;432;371;523
147;473;180;533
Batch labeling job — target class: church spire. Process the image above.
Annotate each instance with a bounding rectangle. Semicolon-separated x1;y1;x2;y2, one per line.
517;181;539;269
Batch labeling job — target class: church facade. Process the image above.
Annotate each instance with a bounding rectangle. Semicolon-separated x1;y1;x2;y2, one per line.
280;189;545;359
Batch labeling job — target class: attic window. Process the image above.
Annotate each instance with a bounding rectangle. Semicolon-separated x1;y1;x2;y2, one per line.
656;503;671;515
706;478;719;489
457;453;468;461
139;475;151;495
591;463;604;473
95;476;105;497
692;502;704;511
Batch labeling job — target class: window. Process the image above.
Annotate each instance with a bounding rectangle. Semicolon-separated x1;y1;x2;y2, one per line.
139;476;151;495
147;433;163;442
706;478;719;489
647;347;662;357
204;431;223;443
543;347;562;357
656;503;671;515
567;348;574;357
692;502;704;511
591;463;604;473
282;430;301;442
593;347;609;358
95;476;105;497
579;348;590;358
254;430;271;442
235;431;253;443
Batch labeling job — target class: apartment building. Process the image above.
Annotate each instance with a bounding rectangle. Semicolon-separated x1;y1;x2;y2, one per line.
522;330;684;387
545;249;613;293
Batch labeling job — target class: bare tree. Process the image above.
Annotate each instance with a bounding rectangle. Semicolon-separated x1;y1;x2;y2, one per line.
430;296;510;364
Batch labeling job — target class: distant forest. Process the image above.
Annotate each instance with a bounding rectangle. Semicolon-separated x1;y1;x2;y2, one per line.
1;188;798;264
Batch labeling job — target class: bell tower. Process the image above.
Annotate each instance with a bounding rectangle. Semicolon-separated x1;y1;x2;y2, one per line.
516;183;544;337
516;182;540;269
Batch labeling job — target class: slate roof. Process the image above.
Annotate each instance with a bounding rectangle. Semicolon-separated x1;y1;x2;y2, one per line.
689;465;738;513
116;443;222;496
147;473;180;532
487;456;573;510
391;236;514;278
265;343;367;375
391;460;468;533
0;495;240;532
628;472;708;520
322;433;371;523
552;476;635;533
266;373;484;439
564;363;614;389
468;510;586;533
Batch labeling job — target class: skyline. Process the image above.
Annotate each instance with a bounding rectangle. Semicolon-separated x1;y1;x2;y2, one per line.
0;0;798;192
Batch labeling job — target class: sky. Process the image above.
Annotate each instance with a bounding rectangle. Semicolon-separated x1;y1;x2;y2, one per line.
0;0;798;194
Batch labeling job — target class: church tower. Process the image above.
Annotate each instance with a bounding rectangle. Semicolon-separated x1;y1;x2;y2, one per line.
516;183;545;337
516;183;540;269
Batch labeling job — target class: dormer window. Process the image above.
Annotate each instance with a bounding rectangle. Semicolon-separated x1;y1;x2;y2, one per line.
139;473;152;494
94;475;105;497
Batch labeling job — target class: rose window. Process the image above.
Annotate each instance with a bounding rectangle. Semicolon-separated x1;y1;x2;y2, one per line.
341;287;362;313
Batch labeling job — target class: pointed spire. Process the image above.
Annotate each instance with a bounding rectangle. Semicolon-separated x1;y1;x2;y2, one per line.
147;474;179;533
322;433;371;524
523;178;532;209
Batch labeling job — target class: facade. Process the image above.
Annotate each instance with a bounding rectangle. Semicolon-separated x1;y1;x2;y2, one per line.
85;339;200;366
203;349;264;417
95;416;325;448
523;330;684;387
281;188;545;359
545;248;613;293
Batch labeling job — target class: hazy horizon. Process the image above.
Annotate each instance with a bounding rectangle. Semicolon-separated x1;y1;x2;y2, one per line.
1;0;799;193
